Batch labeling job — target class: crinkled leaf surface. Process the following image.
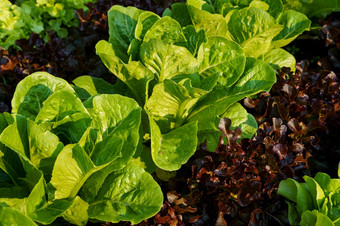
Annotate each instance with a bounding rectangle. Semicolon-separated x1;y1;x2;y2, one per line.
140;39;198;82
88;164;163;225
83;94;141;168
35;90;92;144
227;7;283;57
143;16;187;45
35;90;89;124
146;79;206;132
197;36;246;87
187;57;276;132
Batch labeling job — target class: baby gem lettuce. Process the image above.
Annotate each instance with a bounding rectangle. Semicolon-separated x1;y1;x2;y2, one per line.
0;72;163;225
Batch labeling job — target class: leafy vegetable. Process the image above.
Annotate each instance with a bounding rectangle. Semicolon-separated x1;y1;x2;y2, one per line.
0;72;163;225
282;0;340;18
93;1;311;171
278;163;340;225
0;0;97;49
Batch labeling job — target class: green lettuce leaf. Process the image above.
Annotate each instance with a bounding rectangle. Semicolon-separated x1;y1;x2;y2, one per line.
227;7;283;57
300;210;334;226
72;76;116;97
282;0;340;18
278;178;314;214
304;176;326;210
0;116;64;178
96;40;154;106
140;39;198;82
27;176;73;224
11;72;75;120
146;79;206;132
107;5;143;63
182;25;207;57
49;144;100;199
62;196;89;226
88;164;163;224
0;205;37;226
187;57;276;132
150;117;198;171
167;3;192;27
135;11;160;41
34;90;92;144
188;5;228;37
83;94;141;169
143;16;187;45
260;48;296;71
272;10;311;48
249;0;283;18
197;36;246;87
221;102;257;140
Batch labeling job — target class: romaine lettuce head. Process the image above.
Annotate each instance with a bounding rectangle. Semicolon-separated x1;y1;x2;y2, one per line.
0;72;163;225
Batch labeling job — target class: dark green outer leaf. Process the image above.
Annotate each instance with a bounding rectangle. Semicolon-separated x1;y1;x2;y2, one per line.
107;5;142;63
169;3;192;27
182;25;207;57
